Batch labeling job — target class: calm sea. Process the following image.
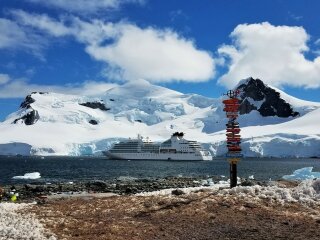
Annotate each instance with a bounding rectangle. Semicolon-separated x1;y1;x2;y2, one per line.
1;156;320;185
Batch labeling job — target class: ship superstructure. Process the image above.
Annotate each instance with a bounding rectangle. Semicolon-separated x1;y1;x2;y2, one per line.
105;132;212;160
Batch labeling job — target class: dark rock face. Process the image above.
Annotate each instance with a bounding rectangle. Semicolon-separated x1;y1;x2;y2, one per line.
14;93;41;125
79;101;110;111
236;78;299;118
89;119;98;125
20;95;35;109
13;109;40;125
31;92;48;95
238;98;257;114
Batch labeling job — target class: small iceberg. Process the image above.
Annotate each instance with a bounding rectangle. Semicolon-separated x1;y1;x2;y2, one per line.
12;172;41;180
283;167;320;180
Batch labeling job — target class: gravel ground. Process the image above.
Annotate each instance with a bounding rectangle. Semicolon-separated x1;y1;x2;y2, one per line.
27;182;320;240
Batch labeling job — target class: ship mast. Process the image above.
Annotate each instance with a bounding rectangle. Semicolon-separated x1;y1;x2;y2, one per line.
222;89;242;188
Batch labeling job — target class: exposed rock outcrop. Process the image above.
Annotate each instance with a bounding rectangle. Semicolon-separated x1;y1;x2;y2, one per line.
89;120;98;125
20;95;35;109
236;78;299;117
13;109;40;125
79;101;110;111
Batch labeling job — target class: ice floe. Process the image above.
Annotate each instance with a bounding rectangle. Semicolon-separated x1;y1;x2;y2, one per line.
12;172;41;180
282;167;320;180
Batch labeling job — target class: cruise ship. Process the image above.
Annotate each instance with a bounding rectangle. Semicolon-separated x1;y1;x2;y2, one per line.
104;132;212;161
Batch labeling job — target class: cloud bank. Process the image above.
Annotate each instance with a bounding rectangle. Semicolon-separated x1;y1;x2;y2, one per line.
0;73;118;98
11;10;215;83
218;22;320;89
0;18;46;55
26;0;144;14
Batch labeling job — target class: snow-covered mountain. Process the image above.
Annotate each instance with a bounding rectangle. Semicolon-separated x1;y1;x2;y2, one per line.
0;78;319;157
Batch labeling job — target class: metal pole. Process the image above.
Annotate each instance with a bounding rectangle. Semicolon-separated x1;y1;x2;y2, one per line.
230;162;237;188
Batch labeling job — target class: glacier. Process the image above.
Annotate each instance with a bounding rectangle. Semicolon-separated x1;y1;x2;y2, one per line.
0;78;319;157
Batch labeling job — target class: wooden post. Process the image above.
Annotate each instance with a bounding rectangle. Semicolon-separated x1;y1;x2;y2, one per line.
223;90;242;189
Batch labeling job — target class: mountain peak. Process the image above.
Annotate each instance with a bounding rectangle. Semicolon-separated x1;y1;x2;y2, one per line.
105;79;182;99
236;77;299;118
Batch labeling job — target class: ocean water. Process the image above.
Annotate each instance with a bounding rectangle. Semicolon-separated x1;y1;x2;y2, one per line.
1;156;320;185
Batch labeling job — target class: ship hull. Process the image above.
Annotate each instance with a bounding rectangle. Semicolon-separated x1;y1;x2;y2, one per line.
104;151;212;161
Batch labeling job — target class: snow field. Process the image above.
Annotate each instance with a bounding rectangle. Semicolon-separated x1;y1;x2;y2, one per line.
0;203;56;240
0;79;319;157
219;179;320;207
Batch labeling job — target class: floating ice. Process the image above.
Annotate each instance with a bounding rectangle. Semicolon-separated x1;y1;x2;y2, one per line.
117;176;138;181
249;175;255;180
12;172;41;180
282;167;320;180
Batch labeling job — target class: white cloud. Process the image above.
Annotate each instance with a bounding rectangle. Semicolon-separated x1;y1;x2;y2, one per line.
11;10;71;37
26;0;144;14
0;18;45;53
0;74;118;98
11;11;215;83
218;22;320;89
86;24;215;82
0;74;10;85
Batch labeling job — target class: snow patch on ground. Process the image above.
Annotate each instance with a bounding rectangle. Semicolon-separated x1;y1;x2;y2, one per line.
219;179;320;206
136;183;229;197
12;172;41;180
0;203;55;240
137;177;320;207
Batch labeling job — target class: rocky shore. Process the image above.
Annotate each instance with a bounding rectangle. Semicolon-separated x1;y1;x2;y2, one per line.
0;175;264;202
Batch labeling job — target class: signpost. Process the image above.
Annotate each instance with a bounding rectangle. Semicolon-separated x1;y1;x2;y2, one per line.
222;90;242;188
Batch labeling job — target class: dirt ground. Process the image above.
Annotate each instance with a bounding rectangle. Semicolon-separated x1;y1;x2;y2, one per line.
29;189;320;240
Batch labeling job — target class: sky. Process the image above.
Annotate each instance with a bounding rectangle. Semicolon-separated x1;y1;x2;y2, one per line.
0;0;320;121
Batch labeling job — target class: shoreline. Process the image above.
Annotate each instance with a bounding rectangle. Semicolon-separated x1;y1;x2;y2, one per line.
1;175;252;202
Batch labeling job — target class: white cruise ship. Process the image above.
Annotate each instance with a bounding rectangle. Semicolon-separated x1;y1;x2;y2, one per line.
104;132;212;161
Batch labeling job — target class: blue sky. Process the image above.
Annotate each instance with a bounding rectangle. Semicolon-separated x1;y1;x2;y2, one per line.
0;0;320;120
